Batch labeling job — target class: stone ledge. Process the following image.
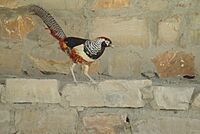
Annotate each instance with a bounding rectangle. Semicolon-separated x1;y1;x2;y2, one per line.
62;80;152;108
5;78;61;103
152;86;194;110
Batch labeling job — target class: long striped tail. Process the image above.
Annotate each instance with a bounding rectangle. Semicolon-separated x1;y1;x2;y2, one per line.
28;5;66;42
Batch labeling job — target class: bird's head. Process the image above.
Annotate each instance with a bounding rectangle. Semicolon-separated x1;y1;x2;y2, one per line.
96;36;114;48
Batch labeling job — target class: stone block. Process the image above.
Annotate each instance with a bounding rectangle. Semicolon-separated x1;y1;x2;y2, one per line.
92;0;130;9
29;55;71;74
0;0;18;8
83;113;127;134
41;0;66;10
139;0;169;11
90;17;149;48
192;93;200;108
0;15;34;40
158;16;182;43
0;85;4;102
152;86;194;110
65;0;87;10
62;83;104;107
5;79;61;103
107;48;142;78
62;80;151;107
189;12;200;46
132;117;200;134
0;0;40;8
0;105;10;134
0;47;22;75
15;107;78;134
152;50;195;78
98;80;149;107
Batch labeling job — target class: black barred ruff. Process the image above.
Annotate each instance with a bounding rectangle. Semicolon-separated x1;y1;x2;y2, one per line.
29;5;66;41
84;38;105;60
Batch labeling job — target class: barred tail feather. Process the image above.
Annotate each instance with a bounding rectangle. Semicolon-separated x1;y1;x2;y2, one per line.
29;5;66;41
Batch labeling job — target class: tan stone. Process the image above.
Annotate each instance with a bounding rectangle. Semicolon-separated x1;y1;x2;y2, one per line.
189;12;200;45
0;47;22;74
152;50;195;77
152;86;194;110
93;0;129;9
133;117;200;134
90;17;149;48
40;0;66;10
65;0;87;10
1;16;34;40
15;108;78;134
0;0;39;8
158;16;181;43
107;48;142;78
0;0;17;8
62;83;104;107
192;93;200;108
29;55;71;74
176;0;193;8
5;79;61;103
98;80;148;107
62;80;151;107
83;114;126;134
0;105;10;134
139;0;169;11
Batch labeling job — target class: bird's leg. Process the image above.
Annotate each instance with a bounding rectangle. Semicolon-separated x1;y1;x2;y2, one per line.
70;63;77;83
84;64;96;83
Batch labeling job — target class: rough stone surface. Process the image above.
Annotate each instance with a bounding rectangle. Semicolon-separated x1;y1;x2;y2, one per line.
158;16;182;43
0;15;34;40
152;86;194;110
62;80;151;107
0;47;22;75
152;51;195;77
90;17;149;48
132;117;200;134
92;0;130;9
0;105;10;134
29;55;71;74
82;114;127;134
189;12;200;46
107;48;142;78
0;85;4;102
0;0;40;8
98;80;149;107
192;93;200;108
15;107;78;134
0;0;17;8
65;0;87;11
40;0;87;10
139;0;169;11
5;79;61;103
62;83;104;107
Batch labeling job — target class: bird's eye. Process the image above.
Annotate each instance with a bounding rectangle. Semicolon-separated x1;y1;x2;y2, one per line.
105;40;110;46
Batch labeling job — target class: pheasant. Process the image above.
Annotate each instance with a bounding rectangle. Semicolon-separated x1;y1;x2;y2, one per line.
28;5;113;83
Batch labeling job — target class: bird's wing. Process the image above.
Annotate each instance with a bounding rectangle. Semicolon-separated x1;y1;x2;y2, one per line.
29;5;66;41
65;37;87;48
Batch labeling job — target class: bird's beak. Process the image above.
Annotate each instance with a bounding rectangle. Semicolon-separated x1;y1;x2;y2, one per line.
110;44;115;48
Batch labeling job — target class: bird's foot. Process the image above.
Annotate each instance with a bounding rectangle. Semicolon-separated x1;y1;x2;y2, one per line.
73;80;78;85
90;79;97;84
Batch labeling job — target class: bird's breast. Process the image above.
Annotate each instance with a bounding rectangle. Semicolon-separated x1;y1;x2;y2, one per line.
69;44;95;64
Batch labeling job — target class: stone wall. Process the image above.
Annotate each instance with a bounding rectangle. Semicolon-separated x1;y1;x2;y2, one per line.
0;78;200;134
0;0;199;79
1;0;200;134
